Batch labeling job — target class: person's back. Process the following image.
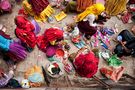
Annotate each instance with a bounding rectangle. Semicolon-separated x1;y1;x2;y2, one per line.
114;30;135;57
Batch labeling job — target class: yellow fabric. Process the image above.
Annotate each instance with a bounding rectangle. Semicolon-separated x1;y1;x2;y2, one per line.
105;0;127;16
24;65;43;87
22;0;35;16
22;0;55;22
55;11;67;21
35;5;55;22
50;40;56;45
24;65;43;79
76;3;105;22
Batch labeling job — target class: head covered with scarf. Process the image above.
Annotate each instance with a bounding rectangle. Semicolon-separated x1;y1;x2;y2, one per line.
73;51;99;78
76;3;105;22
44;28;63;43
15;16;37;48
37;28;63;51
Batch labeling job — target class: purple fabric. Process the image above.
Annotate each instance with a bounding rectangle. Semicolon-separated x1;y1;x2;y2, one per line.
78;21;97;36
0;73;13;88
129;0;135;4
15;0;21;2
31;20;41;35
46;46;56;57
8;41;27;62
46;45;59;57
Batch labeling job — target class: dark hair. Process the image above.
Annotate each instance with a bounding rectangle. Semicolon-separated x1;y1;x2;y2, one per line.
85;34;91;40
64;44;70;50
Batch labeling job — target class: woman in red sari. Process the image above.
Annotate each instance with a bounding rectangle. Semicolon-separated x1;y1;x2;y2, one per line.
15;16;37;50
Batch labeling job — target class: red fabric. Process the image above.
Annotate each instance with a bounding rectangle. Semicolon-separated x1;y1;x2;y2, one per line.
18;8;28;17
0;68;4;77
37;28;63;51
15;16;37;48
100;66;125;82
29;0;49;15
37;35;48;52
121;13;131;24
44;28;63;42
129;0;135;4
74;52;99;78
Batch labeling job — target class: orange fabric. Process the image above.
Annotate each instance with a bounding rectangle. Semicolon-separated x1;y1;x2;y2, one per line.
77;0;95;12
30;82;42;87
100;66;125;82
24;65;43;79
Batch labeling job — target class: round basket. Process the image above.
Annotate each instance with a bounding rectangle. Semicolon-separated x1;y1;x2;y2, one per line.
45;61;64;78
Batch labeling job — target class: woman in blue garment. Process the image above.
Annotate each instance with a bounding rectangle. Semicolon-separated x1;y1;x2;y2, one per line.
114;30;135;57
0;25;27;62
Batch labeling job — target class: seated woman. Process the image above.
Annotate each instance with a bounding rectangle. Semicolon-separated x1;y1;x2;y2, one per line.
76;3;105;39
0;68;14;88
69;47;99;78
0;65;21;88
114;30;135;57
64;0;95;13
0;24;27;62
28;0;49;15
37;27;64;54
15;16;37;52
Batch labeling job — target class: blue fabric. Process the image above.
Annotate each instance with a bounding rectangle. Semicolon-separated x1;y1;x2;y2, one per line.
101;42;108;49
28;73;43;83
74;40;85;49
102;28;115;36
0;35;12;51
117;35;122;41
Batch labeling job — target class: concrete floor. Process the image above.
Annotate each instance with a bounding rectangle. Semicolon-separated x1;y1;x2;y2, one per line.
0;0;135;89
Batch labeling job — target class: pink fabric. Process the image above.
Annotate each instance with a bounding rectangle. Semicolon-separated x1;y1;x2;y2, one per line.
96;0;105;5
100;66;125;82
0;0;11;12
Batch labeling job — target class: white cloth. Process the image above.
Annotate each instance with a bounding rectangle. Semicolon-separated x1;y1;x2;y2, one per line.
83;14;97;27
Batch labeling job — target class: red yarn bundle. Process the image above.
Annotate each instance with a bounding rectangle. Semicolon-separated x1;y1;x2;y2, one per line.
15;16;37;48
74;51;99;78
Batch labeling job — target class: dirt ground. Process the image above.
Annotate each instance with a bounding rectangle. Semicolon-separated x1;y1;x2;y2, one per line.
0;0;135;89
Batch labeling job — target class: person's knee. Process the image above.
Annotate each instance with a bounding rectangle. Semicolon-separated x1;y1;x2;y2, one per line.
114;45;123;57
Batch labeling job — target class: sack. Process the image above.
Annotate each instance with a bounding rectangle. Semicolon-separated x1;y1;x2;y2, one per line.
0;0;12;12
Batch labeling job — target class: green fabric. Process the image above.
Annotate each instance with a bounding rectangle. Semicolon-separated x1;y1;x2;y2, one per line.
48;56;55;62
51;67;61;75
64;1;77;13
107;55;122;67
47;56;61;62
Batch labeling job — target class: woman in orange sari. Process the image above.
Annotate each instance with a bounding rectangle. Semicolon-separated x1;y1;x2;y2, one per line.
77;0;95;12
64;0;95;13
